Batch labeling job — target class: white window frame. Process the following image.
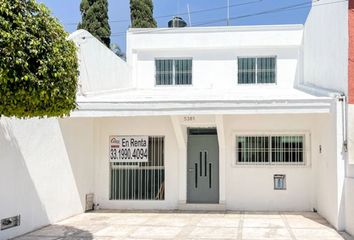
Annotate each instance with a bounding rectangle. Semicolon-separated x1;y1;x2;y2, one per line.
237;56;277;85
233;131;311;167
154;58;193;86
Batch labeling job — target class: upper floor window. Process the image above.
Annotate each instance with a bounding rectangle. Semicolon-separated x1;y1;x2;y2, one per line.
155;59;192;85
238;57;276;84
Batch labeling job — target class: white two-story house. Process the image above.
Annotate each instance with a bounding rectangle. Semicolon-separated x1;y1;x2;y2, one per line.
1;1;353;239
71;13;345;227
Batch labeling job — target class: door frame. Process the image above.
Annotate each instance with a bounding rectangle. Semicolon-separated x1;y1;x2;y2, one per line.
186;128;220;204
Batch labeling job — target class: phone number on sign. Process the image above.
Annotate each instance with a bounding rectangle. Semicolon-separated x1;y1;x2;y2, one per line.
110;148;148;161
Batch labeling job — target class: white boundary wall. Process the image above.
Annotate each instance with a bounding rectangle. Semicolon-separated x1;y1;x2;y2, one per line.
0;118;94;240
346;105;354;235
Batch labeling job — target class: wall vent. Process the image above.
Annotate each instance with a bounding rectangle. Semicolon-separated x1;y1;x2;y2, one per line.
85;193;94;212
1;215;20;231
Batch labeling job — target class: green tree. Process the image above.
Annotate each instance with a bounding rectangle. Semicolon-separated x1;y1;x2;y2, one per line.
110;43;126;60
78;0;111;47
0;0;78;118
130;0;157;28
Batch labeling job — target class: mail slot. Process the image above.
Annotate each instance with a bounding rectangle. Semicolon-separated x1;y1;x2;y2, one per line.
274;174;286;190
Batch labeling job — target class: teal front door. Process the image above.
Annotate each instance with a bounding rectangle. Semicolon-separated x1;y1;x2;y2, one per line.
187;129;219;203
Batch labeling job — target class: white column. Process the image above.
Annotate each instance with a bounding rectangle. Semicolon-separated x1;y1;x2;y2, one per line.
334;99;346;230
216;115;226;205
170;116;187;204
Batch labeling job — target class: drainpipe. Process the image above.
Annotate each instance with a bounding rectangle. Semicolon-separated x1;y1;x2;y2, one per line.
332;93;351;188
297;84;348;155
335;94;348;154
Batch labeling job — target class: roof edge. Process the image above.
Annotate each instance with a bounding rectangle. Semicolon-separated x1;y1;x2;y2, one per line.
68;29;92;40
128;24;304;35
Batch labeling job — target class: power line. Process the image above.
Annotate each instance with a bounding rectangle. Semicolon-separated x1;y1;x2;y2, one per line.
157;0;263;19
224;0;348;24
63;0;263;26
79;0;306;38
81;0;348;39
130;0;346;30
272;0;348;12
194;0;318;26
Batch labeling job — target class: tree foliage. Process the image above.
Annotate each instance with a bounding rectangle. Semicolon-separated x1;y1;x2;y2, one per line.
110;43;126;60
78;0;111;47
130;0;157;28
0;0;78;118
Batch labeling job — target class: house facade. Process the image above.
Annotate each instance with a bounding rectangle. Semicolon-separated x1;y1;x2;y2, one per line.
1;1;354;239
73;25;342;215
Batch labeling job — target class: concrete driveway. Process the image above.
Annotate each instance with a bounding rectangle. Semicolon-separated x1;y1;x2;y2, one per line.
13;210;353;240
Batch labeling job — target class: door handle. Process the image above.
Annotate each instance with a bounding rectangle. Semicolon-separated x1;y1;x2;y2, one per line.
209;163;212;188
188;168;194;172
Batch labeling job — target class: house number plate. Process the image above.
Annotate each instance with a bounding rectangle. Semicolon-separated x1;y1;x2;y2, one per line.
184;116;195;122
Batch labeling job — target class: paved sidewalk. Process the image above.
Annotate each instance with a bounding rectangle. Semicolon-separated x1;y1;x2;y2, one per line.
13;210;353;240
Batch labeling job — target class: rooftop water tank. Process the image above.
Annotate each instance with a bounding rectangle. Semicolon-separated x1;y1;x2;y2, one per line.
168;16;187;28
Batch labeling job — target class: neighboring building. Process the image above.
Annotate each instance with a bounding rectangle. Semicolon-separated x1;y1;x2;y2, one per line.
1;0;353;239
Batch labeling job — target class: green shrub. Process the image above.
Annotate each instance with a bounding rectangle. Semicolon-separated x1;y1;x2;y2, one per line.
0;0;78;118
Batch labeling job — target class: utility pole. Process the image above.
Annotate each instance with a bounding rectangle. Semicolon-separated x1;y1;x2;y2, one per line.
187;4;192;26
227;0;230;26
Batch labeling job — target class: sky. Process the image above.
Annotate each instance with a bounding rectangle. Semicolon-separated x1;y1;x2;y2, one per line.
37;0;312;52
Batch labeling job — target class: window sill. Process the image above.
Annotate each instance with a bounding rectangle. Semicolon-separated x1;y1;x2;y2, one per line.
154;84;193;87
108;199;166;201
231;163;310;168
236;83;277;86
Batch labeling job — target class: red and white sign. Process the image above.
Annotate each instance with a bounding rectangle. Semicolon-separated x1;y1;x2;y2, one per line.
109;136;149;162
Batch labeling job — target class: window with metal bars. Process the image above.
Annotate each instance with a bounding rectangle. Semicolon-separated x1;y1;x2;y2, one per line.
155;59;192;85
110;137;165;200
236;135;304;165
238;57;276;84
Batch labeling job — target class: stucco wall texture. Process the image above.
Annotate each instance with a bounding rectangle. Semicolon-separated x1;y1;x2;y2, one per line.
347;1;354;237
349;0;354;103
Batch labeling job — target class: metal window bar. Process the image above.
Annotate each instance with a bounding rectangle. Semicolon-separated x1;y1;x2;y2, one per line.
257;57;276;84
237;136;269;164
110;136;165;200
238;57;276;84
271;136;304;164
175;59;192;85
238;58;256;84
236;135;304;165
155;59;192;85
156;60;173;85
